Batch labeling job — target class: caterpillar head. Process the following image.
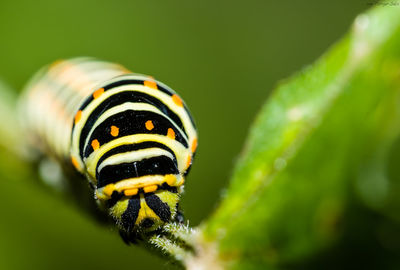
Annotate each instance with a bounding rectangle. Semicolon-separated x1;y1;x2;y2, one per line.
101;184;181;233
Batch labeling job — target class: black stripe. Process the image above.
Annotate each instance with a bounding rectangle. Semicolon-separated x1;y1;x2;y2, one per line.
120;196;141;232
105;79;174;96
96;142;177;174
97;156;179;188
144;193;171;222
105;191;124;208
83;110;188;158
140;218;154;228
77;79;173;112
76;91;187;159
160;183;178;193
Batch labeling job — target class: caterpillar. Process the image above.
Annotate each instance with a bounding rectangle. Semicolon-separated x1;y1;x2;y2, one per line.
19;57;197;237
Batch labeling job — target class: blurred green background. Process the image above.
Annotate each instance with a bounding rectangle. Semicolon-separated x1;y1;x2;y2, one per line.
0;0;368;269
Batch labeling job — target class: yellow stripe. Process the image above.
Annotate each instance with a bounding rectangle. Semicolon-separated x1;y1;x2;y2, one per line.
71;82;197;167
97;148;174;172
136;194;160;225
84;133;190;179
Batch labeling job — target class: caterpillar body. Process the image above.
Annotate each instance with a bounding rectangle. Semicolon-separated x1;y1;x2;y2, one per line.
19;58;198;235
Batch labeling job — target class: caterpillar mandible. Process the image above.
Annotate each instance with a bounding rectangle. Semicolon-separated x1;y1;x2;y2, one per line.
19;57;197;237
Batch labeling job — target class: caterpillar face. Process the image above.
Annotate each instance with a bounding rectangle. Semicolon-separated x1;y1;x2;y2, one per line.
20;58;197;233
108;187;180;232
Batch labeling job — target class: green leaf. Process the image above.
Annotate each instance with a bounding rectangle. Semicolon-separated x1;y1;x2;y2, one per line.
196;7;400;269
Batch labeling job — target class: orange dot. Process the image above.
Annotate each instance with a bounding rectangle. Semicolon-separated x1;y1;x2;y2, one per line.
74;110;82;124
110;125;119;137
93;88;104;99
143;185;158;193
167;128;176;139
144;80;158;89
145;120;154;131
191;138;198;153
71;156;80;170
172;94;183;107
186;155;192;169
124;188;139;196
91;139;100;151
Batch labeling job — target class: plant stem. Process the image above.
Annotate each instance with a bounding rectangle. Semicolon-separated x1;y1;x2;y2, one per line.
143;223;198;266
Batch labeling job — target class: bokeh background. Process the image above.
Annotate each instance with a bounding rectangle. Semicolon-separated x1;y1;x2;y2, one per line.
0;1;368;269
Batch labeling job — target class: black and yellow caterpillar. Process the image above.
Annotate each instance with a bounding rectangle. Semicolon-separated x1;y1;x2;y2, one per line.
19;57;197;235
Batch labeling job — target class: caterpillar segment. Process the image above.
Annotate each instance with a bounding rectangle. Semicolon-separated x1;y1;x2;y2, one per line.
19;57;198;234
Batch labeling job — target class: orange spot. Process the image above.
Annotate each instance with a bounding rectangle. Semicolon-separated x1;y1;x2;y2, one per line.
186;155;192;169
165;175;177;186
124;188;139;196
167;128;176;139
93;88;104;99
191;138;198;153
74;110;82;124
103;184;115;197
110;126;119;137
144;80;157;89
172;94;183;107
145;120;154;131
143;185;158;193
91;139;100;151
71;157;80;170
